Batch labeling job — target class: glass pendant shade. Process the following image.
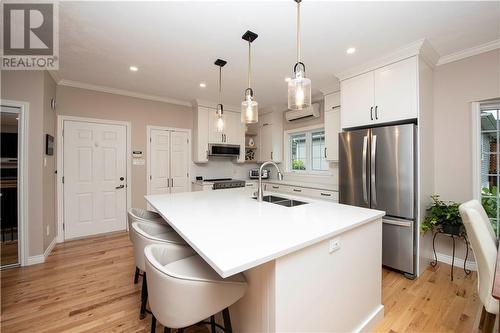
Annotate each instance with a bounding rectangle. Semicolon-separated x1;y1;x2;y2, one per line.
215;104;225;133
241;88;258;123
288;63;311;110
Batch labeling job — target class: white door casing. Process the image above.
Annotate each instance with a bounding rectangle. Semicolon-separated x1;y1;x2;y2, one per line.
63;120;127;239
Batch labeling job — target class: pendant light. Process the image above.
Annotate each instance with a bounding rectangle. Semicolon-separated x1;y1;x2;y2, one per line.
287;0;311;110
214;59;227;133
241;30;258;124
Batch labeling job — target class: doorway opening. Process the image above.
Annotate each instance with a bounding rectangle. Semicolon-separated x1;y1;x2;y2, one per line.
1;103;26;268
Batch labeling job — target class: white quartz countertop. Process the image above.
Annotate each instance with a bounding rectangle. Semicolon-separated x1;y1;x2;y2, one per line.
146;188;384;278
251;179;339;192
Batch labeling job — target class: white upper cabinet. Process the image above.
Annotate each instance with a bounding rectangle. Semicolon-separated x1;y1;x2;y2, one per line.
340;56;418;129
340;71;374;129
258;111;283;163
192;101;245;163
324;92;341;161
374;57;417;124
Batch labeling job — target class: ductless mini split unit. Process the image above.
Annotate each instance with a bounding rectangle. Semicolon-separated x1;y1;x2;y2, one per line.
285;103;320;122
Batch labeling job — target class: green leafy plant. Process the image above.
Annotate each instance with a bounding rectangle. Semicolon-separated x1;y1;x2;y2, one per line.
420;194;462;234
481;186;497;218
292;160;305;170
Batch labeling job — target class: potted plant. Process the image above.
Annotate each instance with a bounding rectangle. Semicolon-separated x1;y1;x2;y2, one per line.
421;194;463;235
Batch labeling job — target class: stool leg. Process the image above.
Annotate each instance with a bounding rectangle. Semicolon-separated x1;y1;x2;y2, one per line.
134;267;140;284
484;312;496;333
163;328;171;333
151;315;156;333
177;329;184;333
210;315;216;333
222;308;232;333
479;306;486;329
140;272;148;319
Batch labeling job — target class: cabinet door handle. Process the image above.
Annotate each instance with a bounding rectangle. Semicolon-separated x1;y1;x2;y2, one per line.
370;106;373;121
293;188;302;192
375;106;378;120
320;192;331;197
171;178;174;187
271;151;273;160
272;186;279;189
324;147;327;158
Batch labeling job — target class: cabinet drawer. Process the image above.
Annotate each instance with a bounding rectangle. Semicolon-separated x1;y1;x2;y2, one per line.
265;184;290;193
311;189;338;202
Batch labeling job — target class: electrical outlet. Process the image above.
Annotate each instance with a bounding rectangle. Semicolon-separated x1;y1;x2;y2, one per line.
329;238;341;253
46;225;50;236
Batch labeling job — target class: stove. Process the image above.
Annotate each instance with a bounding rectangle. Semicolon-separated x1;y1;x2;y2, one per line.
205;178;246;190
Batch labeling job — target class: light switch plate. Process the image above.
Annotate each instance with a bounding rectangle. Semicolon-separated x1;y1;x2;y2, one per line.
329;238;341;253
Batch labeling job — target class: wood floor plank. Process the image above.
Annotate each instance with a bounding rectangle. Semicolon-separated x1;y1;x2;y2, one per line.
1;232;482;332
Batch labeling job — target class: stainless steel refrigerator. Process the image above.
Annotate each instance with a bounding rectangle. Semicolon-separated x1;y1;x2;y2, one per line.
339;123;416;276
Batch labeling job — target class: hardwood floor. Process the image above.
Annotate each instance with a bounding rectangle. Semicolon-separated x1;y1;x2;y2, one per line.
1;232;482;332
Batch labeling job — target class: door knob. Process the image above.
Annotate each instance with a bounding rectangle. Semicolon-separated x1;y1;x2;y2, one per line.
115;184;125;189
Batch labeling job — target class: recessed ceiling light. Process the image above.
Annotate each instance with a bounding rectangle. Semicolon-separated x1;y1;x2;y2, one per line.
199;82;206;88
346;47;356;54
129;66;138;72
284;77;291;82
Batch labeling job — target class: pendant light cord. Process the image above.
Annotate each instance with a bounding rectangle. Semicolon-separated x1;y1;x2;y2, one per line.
248;41;252;89
296;0;301;63
218;65;222;105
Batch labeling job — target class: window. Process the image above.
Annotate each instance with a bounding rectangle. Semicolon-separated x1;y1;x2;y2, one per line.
287;128;328;173
480;104;500;238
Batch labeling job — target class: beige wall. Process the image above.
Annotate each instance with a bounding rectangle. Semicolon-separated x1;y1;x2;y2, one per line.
434;49;500;202
43;72;57;250
56;86;193;208
431;49;500;261
1;71;53;257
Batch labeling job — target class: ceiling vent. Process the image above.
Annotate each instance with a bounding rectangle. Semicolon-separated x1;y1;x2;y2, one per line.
285;103;320;122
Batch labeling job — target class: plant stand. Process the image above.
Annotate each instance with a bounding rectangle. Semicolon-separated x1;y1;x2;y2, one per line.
430;230;472;281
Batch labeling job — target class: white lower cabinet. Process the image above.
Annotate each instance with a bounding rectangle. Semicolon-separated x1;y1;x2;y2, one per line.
264;183;338;202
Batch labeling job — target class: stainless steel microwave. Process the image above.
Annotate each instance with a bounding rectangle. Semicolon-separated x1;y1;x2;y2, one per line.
208;144;240;157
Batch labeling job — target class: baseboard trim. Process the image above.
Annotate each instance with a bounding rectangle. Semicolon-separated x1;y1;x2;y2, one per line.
26;255;44;266
433;251;477;271
355;304;384;333
44;237;57;259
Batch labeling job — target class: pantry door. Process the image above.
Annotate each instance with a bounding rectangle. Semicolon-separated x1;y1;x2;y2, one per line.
148;127;190;198
63;120;127;239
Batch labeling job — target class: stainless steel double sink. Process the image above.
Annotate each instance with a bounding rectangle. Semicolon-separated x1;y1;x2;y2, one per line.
256;195;308;207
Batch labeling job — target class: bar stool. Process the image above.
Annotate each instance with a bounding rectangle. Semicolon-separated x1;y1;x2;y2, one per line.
459;200;498;333
128;208;173;284
144;244;247;333
131;221;195;319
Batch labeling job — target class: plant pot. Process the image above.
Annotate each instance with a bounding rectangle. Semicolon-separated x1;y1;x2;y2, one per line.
441;224;462;235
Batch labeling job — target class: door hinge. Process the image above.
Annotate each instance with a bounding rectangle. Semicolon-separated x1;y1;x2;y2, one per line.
150;175;152;180
62;176;64;184
187;139;189;144
62;223;65;231
187;172;189;177
150;137;152;142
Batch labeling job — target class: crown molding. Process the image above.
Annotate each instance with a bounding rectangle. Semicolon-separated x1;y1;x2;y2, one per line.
58;79;191;107
437;39;500;66
47;70;61;84
336;39;439;81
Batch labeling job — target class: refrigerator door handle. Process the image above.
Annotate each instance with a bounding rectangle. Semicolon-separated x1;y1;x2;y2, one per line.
383;218;413;228
371;134;377;206
362;135;368;204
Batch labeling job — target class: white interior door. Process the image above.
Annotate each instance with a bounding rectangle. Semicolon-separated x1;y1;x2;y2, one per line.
150;129;171;195
170;131;189;193
63;120;127;239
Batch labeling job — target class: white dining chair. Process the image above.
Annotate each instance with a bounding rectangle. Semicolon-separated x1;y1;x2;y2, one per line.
459;200;498;333
128;208;173;284
144;243;247;333
131;221;195;319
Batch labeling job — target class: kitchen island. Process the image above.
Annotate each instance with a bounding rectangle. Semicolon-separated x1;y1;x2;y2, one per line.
146;187;385;332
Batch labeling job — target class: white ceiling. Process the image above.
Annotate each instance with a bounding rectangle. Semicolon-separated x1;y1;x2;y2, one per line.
57;1;500;109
